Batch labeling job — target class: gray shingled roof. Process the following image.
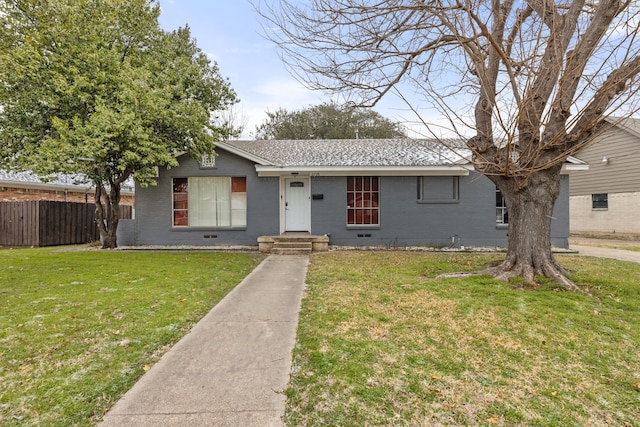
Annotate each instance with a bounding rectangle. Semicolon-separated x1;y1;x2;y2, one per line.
0;170;93;188
222;138;470;167
0;170;135;192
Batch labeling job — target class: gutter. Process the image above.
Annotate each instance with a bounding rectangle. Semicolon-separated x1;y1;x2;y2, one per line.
254;165;471;177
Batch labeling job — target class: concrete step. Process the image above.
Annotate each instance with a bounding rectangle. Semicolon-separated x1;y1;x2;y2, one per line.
270;236;315;243
272;241;313;255
273;241;313;249
257;235;330;253
271;247;313;255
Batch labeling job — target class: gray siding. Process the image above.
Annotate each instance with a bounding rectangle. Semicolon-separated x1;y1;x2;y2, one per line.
124;150;571;249
309;174;570;248
570;126;640;196
131;151;279;246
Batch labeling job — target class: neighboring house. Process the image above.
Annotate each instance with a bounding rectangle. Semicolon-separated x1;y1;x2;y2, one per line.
570;117;640;238
1;171;135;247
0;170;135;205
118;139;586;250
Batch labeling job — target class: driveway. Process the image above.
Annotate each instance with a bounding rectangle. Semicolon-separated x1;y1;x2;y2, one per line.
568;237;640;264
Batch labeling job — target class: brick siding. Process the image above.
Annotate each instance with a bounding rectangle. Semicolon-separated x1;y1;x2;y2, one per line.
0;186;134;205
570;191;640;236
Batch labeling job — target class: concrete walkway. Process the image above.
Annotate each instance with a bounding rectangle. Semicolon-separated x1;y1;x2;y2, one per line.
99;255;309;427
568;237;640;264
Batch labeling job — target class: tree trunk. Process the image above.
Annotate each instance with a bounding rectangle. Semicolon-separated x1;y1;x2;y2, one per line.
491;169;577;289
94;183;121;249
439;167;579;291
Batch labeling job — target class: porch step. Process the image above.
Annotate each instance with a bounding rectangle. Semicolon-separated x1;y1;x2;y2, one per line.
273;241;313;249
272;241;313;255
257;235;330;254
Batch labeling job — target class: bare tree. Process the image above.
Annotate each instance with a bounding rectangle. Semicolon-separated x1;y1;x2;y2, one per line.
214;104;249;139
258;0;640;289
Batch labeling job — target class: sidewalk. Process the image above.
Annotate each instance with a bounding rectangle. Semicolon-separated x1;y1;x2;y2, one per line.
99;254;309;427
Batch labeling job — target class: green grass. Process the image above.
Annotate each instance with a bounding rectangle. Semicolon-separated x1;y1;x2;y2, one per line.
0;246;264;426
285;252;640;426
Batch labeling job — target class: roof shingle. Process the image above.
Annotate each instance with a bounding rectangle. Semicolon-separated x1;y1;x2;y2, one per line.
222;138;469;167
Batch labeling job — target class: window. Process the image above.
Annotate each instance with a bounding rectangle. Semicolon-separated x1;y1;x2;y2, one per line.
172;177;246;227
418;176;459;202
496;188;508;225
347;176;379;226
592;193;608;209
173;178;189;226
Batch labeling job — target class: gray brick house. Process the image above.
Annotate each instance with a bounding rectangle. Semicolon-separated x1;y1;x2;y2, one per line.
118;139;586;250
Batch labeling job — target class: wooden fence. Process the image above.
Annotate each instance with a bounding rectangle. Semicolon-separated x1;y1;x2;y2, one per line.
0;201;132;247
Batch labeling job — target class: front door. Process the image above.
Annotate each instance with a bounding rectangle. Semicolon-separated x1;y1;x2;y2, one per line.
284;178;310;231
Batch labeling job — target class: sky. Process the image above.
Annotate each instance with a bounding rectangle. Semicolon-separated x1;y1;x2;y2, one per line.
156;0;424;139
155;1;640;141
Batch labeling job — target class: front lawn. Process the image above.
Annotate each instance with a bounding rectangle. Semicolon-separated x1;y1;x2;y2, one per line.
285;252;640;426
0;247;264;426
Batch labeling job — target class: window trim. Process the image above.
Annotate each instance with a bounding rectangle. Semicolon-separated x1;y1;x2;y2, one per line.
417;176;460;204
172;176;247;229
346;176;380;228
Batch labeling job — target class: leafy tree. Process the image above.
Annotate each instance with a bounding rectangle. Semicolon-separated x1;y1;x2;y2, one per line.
254;102;406;139
261;0;640;289
0;0;238;248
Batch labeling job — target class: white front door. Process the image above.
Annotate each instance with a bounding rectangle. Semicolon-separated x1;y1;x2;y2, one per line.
284;178;310;231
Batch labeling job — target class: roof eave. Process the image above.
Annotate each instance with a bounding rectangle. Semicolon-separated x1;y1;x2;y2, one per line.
215;141;274;166
605;116;640;139
561;163;589;174
172;142;274;166
255;165;471;177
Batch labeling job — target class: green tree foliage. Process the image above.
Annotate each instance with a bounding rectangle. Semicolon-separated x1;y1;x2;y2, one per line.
254;102;406;139
0;0;238;248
